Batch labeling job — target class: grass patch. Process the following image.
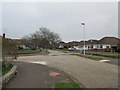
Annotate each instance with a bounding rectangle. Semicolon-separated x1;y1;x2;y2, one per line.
64;51;70;53
89;52;119;57
71;54;104;60
17;49;50;55
55;80;80;88
17;49;41;54
0;61;13;76
45;50;50;54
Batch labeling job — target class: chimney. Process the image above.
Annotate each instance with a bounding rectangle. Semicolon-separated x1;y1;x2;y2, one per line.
3;33;5;39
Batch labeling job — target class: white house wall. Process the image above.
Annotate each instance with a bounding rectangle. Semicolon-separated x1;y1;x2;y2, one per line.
93;45;97;49
102;45;111;49
70;44;112;51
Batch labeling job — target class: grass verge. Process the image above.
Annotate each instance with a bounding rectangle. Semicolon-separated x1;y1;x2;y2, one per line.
17;49;41;54
71;54;104;60
89;52;119;58
55;80;80;88
0;61;13;76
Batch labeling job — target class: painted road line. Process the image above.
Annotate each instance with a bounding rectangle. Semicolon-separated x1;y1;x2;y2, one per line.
98;60;110;62
30;61;47;65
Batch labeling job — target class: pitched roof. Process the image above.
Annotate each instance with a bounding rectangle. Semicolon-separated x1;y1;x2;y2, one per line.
99;37;119;45
68;41;80;46
67;37;119;46
87;39;98;44
12;39;23;44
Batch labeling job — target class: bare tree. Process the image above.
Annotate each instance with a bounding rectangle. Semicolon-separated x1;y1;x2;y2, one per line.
38;27;61;48
22;27;61;49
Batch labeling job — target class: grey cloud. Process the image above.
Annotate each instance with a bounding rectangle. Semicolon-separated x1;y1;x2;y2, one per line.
2;2;118;42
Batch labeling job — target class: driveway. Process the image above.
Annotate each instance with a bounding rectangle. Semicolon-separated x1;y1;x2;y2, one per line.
15;50;118;88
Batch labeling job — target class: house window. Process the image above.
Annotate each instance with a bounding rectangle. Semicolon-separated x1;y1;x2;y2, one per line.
106;46;110;49
97;45;99;48
88;45;90;48
91;45;93;48
93;45;97;49
100;45;102;48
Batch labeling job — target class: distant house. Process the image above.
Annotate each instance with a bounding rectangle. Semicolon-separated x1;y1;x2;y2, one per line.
78;40;99;51
12;39;29;50
58;41;68;49
68;41;80;48
59;37;119;52
78;37;119;52
98;37;119;52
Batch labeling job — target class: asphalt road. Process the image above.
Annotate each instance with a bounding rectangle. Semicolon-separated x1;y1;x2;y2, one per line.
67;51;119;65
4;61;66;88
15;50;119;88
96;56;118;65
84;54;119;65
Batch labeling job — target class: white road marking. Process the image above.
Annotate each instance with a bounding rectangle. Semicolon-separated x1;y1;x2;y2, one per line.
48;54;53;56
99;60;110;62
31;61;47;65
14;60;47;65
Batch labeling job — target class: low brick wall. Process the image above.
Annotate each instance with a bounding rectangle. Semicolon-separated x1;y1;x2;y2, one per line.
2;65;17;87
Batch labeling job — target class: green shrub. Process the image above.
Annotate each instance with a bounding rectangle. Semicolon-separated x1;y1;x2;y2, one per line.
0;61;13;76
2;38;18;61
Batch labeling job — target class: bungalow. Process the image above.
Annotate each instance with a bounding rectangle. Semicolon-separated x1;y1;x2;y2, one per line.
12;39;29;50
98;37;119;52
58;37;119;52
78;37;119;52
58;41;68;49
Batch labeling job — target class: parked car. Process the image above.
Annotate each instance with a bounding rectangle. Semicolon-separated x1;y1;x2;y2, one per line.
68;48;75;51
75;48;83;51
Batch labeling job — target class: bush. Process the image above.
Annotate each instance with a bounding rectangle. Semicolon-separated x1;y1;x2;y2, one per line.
0;61;13;76
2;38;18;62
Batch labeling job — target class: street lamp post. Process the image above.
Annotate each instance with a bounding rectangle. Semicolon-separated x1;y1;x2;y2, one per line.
81;22;85;55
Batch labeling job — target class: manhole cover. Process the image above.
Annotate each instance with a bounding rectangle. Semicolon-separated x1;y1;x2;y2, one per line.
49;72;60;76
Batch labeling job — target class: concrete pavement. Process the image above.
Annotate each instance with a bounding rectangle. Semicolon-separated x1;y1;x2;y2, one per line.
15;50;118;88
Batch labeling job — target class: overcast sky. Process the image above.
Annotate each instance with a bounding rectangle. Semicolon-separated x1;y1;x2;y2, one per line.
1;2;118;42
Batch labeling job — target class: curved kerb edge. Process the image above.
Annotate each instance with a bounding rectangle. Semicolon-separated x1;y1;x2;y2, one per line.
1;65;17;88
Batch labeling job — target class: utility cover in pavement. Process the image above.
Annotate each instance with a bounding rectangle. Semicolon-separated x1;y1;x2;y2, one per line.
49;72;60;76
